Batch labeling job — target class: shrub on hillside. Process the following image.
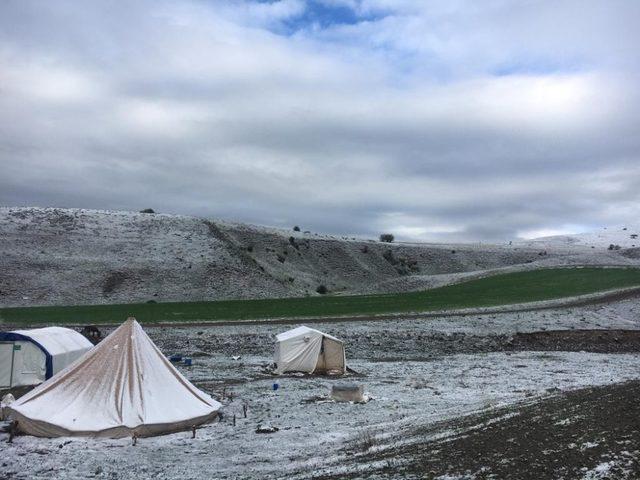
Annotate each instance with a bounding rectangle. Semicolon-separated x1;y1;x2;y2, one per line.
293;225;301;231
379;233;394;243
382;249;397;265
316;285;328;294
396;257;420;275
140;208;155;214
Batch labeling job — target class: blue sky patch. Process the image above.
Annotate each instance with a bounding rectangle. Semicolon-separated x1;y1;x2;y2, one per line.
272;0;385;34
492;57;585;76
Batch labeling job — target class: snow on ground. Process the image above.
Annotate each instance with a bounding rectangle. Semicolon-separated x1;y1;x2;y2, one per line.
520;225;640;251
2;351;639;479
2;301;640;480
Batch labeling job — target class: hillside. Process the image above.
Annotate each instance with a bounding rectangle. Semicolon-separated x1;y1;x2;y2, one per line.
520;226;640;250
1;207;638;307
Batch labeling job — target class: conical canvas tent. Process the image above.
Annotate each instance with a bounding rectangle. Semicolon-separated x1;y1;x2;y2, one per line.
7;318;220;438
274;326;346;375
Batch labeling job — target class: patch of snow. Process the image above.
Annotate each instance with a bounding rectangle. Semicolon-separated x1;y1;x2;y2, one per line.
582;461;615;479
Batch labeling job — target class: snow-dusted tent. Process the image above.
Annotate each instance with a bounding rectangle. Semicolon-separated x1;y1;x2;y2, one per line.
7;318;221;438
0;327;92;389
274;326;346;375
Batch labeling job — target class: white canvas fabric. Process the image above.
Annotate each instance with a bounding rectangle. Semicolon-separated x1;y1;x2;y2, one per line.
8;318;220;438
274;326;346;375
15;327;93;376
0;327;93;388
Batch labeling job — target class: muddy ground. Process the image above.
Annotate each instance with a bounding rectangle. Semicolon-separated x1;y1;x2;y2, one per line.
328;380;640;480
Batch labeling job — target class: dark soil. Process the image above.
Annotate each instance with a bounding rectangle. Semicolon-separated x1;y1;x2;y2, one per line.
507;329;640;353
148;328;640;364
320;380;640;479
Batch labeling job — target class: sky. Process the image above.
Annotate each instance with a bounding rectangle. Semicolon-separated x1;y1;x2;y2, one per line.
0;0;639;242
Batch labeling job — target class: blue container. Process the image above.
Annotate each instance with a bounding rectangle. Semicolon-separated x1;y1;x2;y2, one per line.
169;354;182;362
272;383;279;391
183;358;193;366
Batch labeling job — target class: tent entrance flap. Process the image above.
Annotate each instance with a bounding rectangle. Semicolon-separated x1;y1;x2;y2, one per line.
0;343;15;388
314;337;345;373
323;337;345;372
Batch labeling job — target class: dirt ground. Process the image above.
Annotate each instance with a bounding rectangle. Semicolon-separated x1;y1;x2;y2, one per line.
328;380;640;480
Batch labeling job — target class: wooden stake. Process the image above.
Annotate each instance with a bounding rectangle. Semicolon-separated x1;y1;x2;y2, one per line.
7;421;17;444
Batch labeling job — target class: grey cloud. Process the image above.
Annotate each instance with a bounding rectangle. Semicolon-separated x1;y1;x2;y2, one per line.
0;0;639;242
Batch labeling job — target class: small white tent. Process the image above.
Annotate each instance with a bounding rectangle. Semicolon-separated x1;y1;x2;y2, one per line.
0;327;92;389
274;326;346;375
7;318;221;438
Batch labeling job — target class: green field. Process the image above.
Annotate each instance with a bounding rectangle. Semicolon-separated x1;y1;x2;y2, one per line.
1;267;640;326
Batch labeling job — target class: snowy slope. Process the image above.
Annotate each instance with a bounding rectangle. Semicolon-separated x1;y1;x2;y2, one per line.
0;207;637;307
522;226;640;250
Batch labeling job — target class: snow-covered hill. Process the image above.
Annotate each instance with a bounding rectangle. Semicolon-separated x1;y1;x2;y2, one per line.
522;226;640;250
1;207;638;307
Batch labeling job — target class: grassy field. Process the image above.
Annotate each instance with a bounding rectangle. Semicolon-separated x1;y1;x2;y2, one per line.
1;267;640;326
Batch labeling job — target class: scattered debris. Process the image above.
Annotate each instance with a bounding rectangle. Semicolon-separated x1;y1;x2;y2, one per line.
255;425;279;434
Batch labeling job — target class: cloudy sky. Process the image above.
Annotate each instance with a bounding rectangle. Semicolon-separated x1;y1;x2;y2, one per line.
1;0;639;241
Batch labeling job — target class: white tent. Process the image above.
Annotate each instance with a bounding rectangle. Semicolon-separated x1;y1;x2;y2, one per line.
7;318;221;438
0;327;93;389
274;326;346;375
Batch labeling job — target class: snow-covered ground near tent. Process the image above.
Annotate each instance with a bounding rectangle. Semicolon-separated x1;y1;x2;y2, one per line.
2;297;640;480
2;350;639;480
